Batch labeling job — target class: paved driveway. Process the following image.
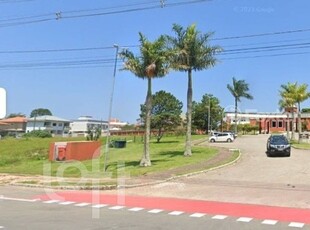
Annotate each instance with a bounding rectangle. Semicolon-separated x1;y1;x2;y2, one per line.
116;134;310;208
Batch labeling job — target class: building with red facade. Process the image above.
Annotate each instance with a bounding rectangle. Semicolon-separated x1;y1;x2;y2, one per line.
224;108;310;134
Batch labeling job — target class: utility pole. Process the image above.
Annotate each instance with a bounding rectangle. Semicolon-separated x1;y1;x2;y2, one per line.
104;44;119;172
207;97;211;134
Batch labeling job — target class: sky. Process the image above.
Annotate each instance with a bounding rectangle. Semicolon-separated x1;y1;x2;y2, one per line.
0;0;310;123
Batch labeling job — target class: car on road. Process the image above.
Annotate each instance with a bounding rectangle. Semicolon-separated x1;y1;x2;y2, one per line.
222;130;238;138
209;132;234;143
266;134;291;157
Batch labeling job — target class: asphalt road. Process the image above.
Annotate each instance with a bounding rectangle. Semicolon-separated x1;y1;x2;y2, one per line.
0;196;307;230
118;134;310;209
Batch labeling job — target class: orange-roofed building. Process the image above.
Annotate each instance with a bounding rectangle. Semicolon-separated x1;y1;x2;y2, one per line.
0;116;27;136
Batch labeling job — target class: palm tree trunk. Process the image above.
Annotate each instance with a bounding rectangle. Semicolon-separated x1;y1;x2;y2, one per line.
286;112;290;139
298;102;301;143
291;110;295;141
234;98;238;135
184;69;192;156
140;78;152;166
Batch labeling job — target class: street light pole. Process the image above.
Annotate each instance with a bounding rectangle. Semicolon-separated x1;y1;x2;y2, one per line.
104;44;119;172
208;98;211;134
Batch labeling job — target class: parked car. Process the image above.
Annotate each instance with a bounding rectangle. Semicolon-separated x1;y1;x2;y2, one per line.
210;131;221;136
266;134;291;157
222;130;238;138
209;132;234;143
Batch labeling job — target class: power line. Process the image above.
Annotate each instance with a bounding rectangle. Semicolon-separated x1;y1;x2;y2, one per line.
220;42;310;55
0;0;34;4
212;28;310;41
0;46;114;54
0;0;211;27
220;50;310;61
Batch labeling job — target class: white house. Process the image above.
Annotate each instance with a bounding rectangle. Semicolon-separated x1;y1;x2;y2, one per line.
70;116;108;137
26;115;70;136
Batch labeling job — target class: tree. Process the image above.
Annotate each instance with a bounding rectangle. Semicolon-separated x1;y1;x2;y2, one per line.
302;108;310;113
30;108;52;118
294;83;310;141
6;113;26;118
140;90;183;143
119;33;169;166
279;83;296;139
192;94;223;132
279;82;310;141
86;126;101;141
227;77;253;135
166;24;222;156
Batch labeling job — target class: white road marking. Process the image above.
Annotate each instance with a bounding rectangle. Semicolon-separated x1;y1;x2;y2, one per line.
128;207;144;212
148;209;163;214
262;219;278;225
0;226;4;229
168;211;184;216
92;204;108;208
212;215;228;220
59;201;76;205
237;217;253;222
190;213;206;218
43;200;60;204
109;206;125;210
75;202;90;207
288;222;305;228
0;196;39;202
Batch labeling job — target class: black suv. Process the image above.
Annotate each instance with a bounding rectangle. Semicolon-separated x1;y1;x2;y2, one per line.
266;135;291;157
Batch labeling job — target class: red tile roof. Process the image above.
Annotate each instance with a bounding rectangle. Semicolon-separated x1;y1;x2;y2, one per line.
0;116;27;123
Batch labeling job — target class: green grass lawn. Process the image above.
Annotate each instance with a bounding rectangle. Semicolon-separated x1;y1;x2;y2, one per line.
291;141;310;150
0;135;220;179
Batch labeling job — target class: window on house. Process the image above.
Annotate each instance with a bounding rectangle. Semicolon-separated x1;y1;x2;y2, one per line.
272;121;277;128
278;121;283;128
58;123;63;127
52;123;57;126
44;122;51;127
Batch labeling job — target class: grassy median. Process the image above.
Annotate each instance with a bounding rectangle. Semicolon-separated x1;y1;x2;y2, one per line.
0;135;225;179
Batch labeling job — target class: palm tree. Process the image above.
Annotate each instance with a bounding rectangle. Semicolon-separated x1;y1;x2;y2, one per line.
279;82;310;141
166;24;222;156
294;83;310;142
279;83;297;140
227;77;253;135
279;92;295;139
119;33;169;166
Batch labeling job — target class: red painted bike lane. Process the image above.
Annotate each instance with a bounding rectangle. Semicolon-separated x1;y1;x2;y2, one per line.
36;191;310;224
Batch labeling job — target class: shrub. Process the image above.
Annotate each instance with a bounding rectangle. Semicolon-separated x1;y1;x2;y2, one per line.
23;130;52;138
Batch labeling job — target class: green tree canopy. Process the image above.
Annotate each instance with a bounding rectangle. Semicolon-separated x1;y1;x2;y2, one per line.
140;90;183;143
30;108;52;118
279;82;310;141
302;108;310;113
119;33;170;166
192;94;223;132
279;82;297;139
6;113;26;118
227;77;253;134
165;23;222;156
